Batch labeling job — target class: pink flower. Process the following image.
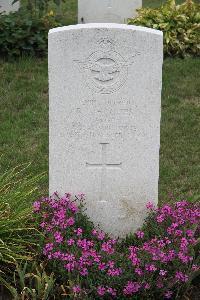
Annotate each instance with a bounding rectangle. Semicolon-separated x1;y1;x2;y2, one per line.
107;267;122;277
92;229;98;236
72;285;81;293
164;291;173;299
178;252;193;263
135;230;144;239
54;231;63;244
107;287;117;296
129;254;141;267
52;251;61;259
175;230;183;237
43;243;54;255
156;281;164;288
97;286;106;296
33;201;41;212
123;281;141;295
68;202;78;213
156;214;165;223
64;262;75;272
186;229;194;237
33;195;200;299
101;241;115;254
98;263;107;271
175;271;189;282
159;269;167;276
107;261;115;268
176;201;188;208
161;205;172;215
66;217;75;226
97;231;105;240
144;283;150;289
67;239;75;246
80;268;88;276
192;264;200;271
75;228;83;236
135;268;143;276
145;264;157;272
146;201;155;210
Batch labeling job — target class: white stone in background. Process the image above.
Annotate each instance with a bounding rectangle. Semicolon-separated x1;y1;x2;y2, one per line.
49;24;163;238
78;0;142;24
0;0;19;14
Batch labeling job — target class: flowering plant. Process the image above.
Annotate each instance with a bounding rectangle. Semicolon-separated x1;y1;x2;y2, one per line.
33;194;200;299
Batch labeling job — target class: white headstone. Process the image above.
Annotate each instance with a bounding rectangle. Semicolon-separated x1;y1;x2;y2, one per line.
78;0;142;24
0;0;19;14
49;24;163;238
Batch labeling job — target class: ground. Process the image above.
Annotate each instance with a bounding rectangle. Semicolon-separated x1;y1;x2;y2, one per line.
0;0;200;202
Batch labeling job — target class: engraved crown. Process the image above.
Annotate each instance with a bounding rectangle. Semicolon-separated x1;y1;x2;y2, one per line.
98;38;114;51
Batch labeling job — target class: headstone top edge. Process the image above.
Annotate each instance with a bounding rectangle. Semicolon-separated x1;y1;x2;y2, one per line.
48;23;163;37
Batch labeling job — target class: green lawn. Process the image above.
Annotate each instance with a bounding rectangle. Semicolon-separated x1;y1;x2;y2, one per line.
0;0;200;201
1;58;199;201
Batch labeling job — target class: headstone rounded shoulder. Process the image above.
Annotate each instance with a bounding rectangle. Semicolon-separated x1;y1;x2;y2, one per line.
49;24;163;238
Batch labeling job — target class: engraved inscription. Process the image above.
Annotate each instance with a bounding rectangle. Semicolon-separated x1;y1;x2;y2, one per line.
75;38;140;94
86;143;122;203
64;96;137;141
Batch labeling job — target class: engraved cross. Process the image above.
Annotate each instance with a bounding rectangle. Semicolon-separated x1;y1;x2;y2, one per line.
86;143;122;203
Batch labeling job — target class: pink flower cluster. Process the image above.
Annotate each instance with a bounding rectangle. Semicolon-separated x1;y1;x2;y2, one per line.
126;200;200;297
33;193;120;297
33;195;200;299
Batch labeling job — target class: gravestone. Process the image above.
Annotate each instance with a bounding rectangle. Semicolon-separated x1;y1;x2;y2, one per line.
0;0;19;14
49;24;163;238
78;0;142;24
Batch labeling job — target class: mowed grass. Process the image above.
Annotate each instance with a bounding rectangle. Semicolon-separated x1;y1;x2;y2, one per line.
0;59;49;192
0;58;199;200
160;58;200;201
0;0;200;200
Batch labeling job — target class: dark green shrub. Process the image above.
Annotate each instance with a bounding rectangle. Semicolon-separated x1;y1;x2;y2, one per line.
0;11;60;58
128;0;200;57
13;0;68;17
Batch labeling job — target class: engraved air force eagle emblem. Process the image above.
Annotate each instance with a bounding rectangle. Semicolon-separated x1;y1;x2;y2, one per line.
75;38;140;94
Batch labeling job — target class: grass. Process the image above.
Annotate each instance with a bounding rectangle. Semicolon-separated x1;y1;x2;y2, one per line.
160;58;200;201
0;59;48;192
0;57;199;201
0;163;44;271
0;0;200;201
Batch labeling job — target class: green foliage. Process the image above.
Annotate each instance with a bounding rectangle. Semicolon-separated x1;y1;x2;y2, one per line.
0;163;44;270
0;262;56;300
13;0;68;17
0;11;60;58
128;0;200;57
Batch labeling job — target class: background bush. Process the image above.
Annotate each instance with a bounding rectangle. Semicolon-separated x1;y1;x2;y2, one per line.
128;0;200;57
1;0;199;58
0;11;60;58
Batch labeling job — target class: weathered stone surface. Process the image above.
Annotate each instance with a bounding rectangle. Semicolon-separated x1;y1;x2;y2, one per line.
0;0;19;14
49;24;163;238
78;0;142;24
